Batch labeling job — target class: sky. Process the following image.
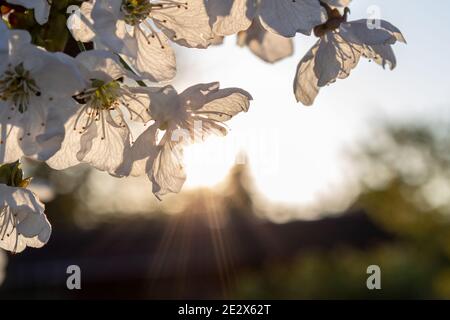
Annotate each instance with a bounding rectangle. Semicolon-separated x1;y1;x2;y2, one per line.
81;0;450;219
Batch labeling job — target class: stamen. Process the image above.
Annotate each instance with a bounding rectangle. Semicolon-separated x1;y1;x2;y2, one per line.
0;63;40;113
72;80;139;141
122;0;154;26
121;0;189;27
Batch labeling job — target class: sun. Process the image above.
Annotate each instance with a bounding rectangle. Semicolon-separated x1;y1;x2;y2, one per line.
183;137;238;189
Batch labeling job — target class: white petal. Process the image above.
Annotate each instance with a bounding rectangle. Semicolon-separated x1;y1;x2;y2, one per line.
339;35;363;81
181;83;252;122
92;0;137;57
0;103;23;163
195;88;252;121
46;110;86;171
147;85;184;124
152;0;214;48
125;30;176;82
340;20;398;46
18;99;64;161
362;44;397;70
76;113;130;173
377;20;407;43
206;0;255;36
29;48;85;97
76;50;126;82
314;36;341;87
2;27;32;65
0;99;69;162
47;108;130;174
294;41;321;106
67;0;96;43
0;185;51;253
188;117;228;139
258;0;323;37
115;123;159;177
179;82;220;109
150;133;187;198
237;19;294;63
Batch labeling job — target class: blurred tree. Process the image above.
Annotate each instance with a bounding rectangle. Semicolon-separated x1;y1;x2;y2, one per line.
235;122;450;299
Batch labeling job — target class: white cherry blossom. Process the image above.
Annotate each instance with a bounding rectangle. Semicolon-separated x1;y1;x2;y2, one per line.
69;0;214;82
0;162;51;253
46;50;151;174
294;1;406;106
0;184;51;253
0;26;85;163
6;0;52;25
117;82;252;198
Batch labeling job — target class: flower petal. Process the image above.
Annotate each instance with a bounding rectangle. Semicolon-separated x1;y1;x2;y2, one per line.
0;185;51;253
340;20;398;46
92;0;137;57
150;133;187;198
362;44;397;70
115;123;159;177
147;85;184;124
30;48;85;98
0;104;23;163
179;82;220;109
294;41;321;106
258;0;323;37
124;30;176;82
45;107;85;170
76;50;126;83
152;0;214;48
377;20;407;43
206;0;255;36
314;36;341;87
237;19;294;63
76;113;130;173
47;111;131;174
19;99;66;161
67;0;96;43
181;83;252;121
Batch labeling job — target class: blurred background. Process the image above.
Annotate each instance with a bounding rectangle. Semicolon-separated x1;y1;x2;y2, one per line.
1;0;450;299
